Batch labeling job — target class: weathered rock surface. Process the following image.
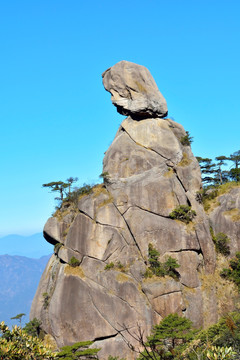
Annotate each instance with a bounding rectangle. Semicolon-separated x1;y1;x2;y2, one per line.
31;61;240;359
102;61;168;119
209;186;240;255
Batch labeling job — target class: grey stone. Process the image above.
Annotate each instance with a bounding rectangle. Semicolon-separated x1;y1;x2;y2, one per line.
102;61;168;118
31;67;223;358
124;207;200;258
121;117;182;164
43;217;63;245
161;251;201;288
103;129;162;179
209;187;240;254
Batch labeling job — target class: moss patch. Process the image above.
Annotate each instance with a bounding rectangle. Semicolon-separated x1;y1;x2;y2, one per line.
223;208;240;222
64;265;85;278
116;273;133;283
178;152;192;167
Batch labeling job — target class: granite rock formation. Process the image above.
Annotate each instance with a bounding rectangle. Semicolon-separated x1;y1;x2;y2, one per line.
102;61;168;119
31;62;240;359
209;187;240;255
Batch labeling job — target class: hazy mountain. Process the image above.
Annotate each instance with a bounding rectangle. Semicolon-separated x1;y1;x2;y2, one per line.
0;233;53;258
0;254;51;327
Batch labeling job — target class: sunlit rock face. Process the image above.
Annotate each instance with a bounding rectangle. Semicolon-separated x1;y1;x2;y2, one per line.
31;61;223;360
209;187;240;255
102;60;168;119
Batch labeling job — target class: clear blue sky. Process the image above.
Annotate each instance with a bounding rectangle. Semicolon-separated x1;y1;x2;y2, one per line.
1;0;240;237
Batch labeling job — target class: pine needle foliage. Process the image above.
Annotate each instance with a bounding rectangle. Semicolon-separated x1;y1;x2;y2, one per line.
221;252;240;290
180;131;193;146
57;341;100;359
169;205;196;224
144;244;180;280
138;314;195;360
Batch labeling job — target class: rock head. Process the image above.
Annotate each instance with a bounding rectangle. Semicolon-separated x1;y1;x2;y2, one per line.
30;62;240;359
102;60;168;119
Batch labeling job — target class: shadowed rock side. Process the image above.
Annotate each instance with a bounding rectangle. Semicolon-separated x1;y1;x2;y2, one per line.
31;116;218;359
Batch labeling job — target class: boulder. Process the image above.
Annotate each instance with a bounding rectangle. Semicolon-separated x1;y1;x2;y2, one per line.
102;61;168;119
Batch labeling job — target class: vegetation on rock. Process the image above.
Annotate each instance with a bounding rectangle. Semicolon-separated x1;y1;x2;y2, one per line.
43;177;94;208
144;243;180;280
210;228;231;256
221;252;240;291
99;171;110;185
180;131;193;146
42;292;50;309
69;256;81;267
129;312;240;359
57;341;100;359
104;261;126;272
24;318;42;338
3;310;240;359
104;262;115;270
198;181;240;212
169;205;196;224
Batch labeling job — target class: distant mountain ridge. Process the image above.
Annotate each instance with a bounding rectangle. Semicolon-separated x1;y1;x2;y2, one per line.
0;254;51;327
0;233;53;258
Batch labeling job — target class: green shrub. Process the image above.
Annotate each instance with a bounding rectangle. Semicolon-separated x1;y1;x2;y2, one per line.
144;244;180;280
206;345;236;360
211;230;230;256
69;257;81;268
221;252;240;290
99;171;110;184
186;311;240;358
180;131;193;146
169;205;196;224
104;262;115;270
0;321;56;359
138;313;195;360
57;340;100;359
164;257;181;280
65;184;93;206
116;261;126;272
23;318;42;338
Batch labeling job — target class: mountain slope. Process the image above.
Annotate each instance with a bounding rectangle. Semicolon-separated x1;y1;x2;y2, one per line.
0;254;51;327
0;233;53;258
